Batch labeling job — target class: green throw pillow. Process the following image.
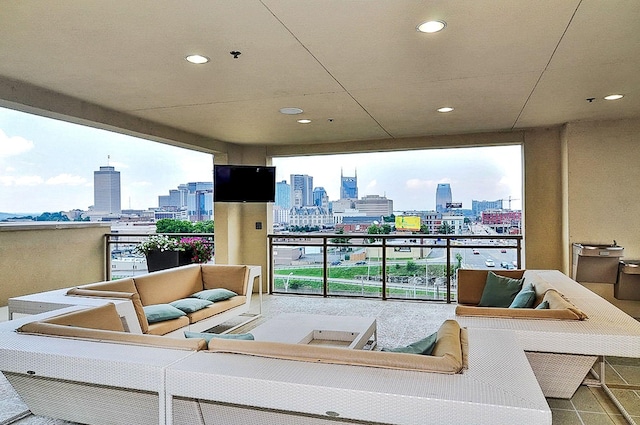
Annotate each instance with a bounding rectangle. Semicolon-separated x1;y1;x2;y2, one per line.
191;288;238;302
509;281;535;308
536;300;550;309
477;272;524;307
381;331;437;355
143;304;186;324
170;298;213;313
184;331;254;343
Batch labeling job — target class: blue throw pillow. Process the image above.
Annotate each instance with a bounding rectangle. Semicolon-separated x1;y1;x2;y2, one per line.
478;272;524;307
381;331;437;355
536;300;550;309
184;331;254;343
170;298;213;313
143;304;186;324
191;288;238;302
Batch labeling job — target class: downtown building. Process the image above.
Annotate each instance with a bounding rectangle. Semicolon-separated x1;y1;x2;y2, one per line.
93;165;121;216
435;183;452;213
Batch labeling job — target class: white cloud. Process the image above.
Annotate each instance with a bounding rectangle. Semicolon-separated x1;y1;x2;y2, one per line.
46;174;87;185
0;129;34;158
0;175;44;186
405;178;432;190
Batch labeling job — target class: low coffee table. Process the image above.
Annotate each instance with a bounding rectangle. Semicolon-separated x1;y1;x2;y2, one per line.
248;313;377;350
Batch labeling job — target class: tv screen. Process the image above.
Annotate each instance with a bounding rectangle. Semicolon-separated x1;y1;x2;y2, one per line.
214;165;276;203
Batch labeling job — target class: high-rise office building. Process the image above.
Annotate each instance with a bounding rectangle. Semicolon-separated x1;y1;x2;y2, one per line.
313;187;328;208
435;183;452;213
472;199;503;217
354;194;393;217
340;169;358;199
94;165;121;214
275;180;291;209
290;174;313;207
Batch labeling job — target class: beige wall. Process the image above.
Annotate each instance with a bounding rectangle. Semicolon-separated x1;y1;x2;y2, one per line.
0;223;109;305
564;118;640;267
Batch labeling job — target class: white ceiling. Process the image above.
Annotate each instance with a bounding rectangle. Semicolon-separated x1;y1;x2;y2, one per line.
0;1;638;148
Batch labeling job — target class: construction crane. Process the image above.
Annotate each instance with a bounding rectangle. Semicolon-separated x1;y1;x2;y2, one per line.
497;196;521;210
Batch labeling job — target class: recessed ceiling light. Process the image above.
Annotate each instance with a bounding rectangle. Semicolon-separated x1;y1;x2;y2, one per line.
297;119;312;124
604;94;624;101
185;54;210;64
437;107;454;113
417;20;446;33
280;107;304;115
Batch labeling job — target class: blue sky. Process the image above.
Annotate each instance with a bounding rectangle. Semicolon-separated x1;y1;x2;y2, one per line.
1;106;522;214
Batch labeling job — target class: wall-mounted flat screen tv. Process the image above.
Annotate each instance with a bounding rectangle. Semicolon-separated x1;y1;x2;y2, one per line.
214;165;276;203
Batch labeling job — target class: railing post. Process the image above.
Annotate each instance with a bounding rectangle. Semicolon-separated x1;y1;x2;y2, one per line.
323;236;328;297
381;238;387;300
446;238;452;303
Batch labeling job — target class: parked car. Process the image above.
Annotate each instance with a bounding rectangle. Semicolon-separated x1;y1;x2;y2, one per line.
501;261;515;269
354;261;367;265
485;259;495;267
473;249;480;255
330;261;341;266
501;249;507;253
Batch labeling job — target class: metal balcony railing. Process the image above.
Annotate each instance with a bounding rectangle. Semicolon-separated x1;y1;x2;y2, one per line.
104;233;215;280
268;233;523;303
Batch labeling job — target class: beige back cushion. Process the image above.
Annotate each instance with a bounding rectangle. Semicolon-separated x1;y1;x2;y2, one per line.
457;269;525;305
134;264;203;305
208;319;465;374
45;303;125;331
67;278;149;334
201;265;249;295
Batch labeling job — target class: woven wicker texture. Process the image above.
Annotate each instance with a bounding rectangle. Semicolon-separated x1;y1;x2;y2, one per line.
166;328;550;425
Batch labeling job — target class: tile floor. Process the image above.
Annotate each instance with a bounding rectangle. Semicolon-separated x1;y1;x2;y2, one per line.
1;295;639;425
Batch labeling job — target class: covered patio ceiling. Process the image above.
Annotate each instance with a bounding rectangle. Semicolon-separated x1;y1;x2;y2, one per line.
0;1;639;152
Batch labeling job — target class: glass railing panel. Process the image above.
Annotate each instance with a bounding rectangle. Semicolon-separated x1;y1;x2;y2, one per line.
272;244;324;295
327;248;383;297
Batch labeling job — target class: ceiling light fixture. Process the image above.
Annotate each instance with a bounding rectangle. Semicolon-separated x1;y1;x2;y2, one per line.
279;107;304;115
437;107;454;113
604;94;624;101
297;119;312;124
417;20;446;33
185;54;210;64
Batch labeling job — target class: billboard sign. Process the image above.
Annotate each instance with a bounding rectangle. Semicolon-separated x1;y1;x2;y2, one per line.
395;215;421;231
446;202;462;208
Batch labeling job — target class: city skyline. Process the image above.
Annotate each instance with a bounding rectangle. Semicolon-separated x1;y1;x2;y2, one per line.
1;106;522;214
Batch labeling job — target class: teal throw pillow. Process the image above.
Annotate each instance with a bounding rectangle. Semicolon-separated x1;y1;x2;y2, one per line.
143;304;186;324
509;281;536;308
509;288;536;308
184;331;254;344
381;331;437;355
192;288;238;302
536;300;550;309
170;298;213;313
477;272;524;308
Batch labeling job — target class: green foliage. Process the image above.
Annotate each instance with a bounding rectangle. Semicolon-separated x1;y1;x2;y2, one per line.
382;214;395;223
155;218;214;234
419;224;430;234
437;222;454;234
330;228;351;244
455;252;463;268
36;212;70;221
406;260;419;273
192;220;214;233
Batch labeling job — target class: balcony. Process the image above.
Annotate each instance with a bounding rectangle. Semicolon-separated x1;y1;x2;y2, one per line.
268;233;523;303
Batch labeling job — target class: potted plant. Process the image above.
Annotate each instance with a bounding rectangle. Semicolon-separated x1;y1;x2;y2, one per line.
135;234;185;272
179;236;214;264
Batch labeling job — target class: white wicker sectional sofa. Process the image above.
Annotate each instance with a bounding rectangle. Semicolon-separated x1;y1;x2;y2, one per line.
0;302;551;425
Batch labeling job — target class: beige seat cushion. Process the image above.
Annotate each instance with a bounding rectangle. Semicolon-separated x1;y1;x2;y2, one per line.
146;316;190;336
187;296;246;323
